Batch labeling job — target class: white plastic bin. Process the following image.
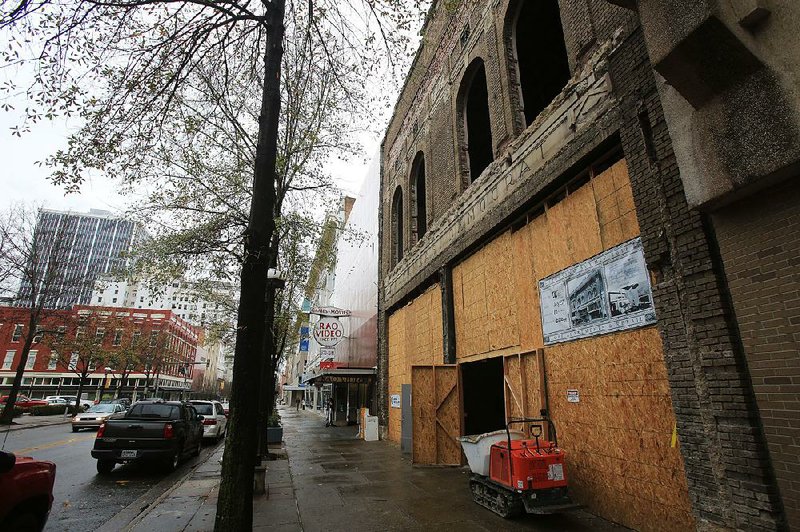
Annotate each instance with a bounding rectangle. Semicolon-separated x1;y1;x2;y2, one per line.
458;430;524;476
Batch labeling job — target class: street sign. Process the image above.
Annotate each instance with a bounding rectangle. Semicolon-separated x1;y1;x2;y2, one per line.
313;316;344;347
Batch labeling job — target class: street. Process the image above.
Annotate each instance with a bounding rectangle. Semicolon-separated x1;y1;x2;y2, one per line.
0;421;219;531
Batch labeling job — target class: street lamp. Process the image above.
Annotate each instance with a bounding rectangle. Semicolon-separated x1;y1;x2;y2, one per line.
179;360;210;401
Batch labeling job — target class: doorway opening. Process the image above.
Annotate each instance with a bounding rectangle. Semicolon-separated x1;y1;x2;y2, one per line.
461;356;505;435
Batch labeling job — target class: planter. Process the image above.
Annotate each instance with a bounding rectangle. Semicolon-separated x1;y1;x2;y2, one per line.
266;425;283;444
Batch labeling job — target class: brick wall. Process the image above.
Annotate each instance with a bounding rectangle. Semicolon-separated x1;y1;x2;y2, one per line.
713;178;800;529
608;25;786;530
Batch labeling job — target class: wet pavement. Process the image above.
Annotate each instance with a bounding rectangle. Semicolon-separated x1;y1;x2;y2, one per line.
0;422;219;531
131;406;628;531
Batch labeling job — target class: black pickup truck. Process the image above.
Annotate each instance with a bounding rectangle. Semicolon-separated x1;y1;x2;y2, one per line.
91;400;204;475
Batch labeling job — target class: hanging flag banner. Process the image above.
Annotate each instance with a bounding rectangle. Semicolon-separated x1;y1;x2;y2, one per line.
313;316;345;347
539;238;656;345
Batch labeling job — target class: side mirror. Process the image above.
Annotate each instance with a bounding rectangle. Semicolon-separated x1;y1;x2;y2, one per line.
197;415;204;421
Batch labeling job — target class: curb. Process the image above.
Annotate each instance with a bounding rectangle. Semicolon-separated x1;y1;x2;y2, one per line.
2;417;72;432
98;440;224;532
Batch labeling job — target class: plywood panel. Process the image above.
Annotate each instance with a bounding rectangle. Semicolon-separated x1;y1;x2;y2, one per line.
545;327;694;531
387;285;443;443
411;366;435;464
412;365;460;465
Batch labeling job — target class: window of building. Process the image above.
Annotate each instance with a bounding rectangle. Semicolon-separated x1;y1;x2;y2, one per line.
75;326;85;340
112;329;123;346
94;328;105;344
32;326;43;343
2;350;14;370
458;59;493;183
25;351;37;370
11;324;23;342
112;297;117;303
48;352;58;370
68;353;78;370
150;330;160;347
391;186;404;267
508;0;570;128
411;152;427;240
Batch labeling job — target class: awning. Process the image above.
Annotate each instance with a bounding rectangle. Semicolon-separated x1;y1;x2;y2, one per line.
282;384;307;391
304;368;375;385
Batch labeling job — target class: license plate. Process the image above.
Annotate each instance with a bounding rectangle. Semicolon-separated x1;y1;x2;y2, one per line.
120;450;137;458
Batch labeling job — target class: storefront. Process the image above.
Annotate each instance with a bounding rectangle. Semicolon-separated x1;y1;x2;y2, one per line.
305;368;375;425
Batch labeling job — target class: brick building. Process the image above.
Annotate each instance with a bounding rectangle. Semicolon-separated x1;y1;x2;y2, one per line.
0;306;199;401
378;0;797;530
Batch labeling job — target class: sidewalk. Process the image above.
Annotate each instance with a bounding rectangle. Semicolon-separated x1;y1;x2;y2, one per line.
126;407;627;531
3;413;71;431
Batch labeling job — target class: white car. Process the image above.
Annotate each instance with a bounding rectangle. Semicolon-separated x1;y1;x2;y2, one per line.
189;400;228;441
45;395;93;410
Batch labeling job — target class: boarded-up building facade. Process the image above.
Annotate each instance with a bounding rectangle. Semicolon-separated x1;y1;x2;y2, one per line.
378;0;797;530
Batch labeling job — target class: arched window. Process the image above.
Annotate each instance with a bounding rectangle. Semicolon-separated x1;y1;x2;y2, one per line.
510;0;570;127
391;186;404;266
458;59;494;183
411;152;427;240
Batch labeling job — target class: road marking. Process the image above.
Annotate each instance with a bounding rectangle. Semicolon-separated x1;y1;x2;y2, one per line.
11;433;96;454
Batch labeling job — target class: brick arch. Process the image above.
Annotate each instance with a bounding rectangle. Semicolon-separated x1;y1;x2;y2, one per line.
455;57;494;187
503;0;571;133
390;185;404;268
409;151;427;243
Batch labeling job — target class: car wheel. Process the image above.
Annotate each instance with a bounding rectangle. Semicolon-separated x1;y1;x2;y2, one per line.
72;426;79;433
165;448;181;472
96;459;115;475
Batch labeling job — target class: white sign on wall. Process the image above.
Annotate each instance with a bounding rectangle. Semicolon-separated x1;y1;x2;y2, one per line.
390;394;401;409
566;389;580;403
313;316;345;347
539;238;656;345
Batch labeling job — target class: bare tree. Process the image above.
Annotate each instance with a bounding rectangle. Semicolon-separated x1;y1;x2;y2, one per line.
46;312;112;416
1;0;425;526
0;205;88;424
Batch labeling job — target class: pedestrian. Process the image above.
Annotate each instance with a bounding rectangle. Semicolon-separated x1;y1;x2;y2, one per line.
325;397;335;427
295;397;300;411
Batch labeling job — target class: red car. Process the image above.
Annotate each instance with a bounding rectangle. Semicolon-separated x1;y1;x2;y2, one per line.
0;395;49;409
0;450;56;530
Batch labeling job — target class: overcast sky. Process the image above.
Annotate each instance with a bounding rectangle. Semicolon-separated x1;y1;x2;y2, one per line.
0;105;376;217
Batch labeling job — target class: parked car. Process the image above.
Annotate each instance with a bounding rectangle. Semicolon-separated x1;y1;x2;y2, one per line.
189;400;228;441
220;402;230;416
91;400;204;474
72;403;127;432
0;450;56;531
45;395;92;410
0;395;48;409
96;398;131;408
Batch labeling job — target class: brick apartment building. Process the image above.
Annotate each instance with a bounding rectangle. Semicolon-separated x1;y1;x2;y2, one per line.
378;1;799;530
0;306;199;401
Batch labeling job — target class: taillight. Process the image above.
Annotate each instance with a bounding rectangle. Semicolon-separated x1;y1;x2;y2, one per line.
97;423;106;438
203;419;217;426
163;423;174;439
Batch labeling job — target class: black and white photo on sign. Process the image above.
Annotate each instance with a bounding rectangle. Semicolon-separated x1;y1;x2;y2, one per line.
539;238;656;345
603;249;653;317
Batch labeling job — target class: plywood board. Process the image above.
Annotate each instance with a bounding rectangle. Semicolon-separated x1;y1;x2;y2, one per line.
411;365;461;465
543;327;694;530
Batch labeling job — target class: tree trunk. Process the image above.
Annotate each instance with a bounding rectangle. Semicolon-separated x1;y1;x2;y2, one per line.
74;379;86;416
215;0;285;529
0;311;38;425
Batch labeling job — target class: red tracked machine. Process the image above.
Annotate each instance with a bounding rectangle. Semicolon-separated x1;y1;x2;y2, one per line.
462;418;581;518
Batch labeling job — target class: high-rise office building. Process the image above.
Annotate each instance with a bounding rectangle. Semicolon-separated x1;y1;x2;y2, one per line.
17;209;146;308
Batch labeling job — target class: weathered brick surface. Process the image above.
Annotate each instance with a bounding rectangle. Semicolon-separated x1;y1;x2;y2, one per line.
608;26;786;530
712;179;800;530
377;0;789;528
